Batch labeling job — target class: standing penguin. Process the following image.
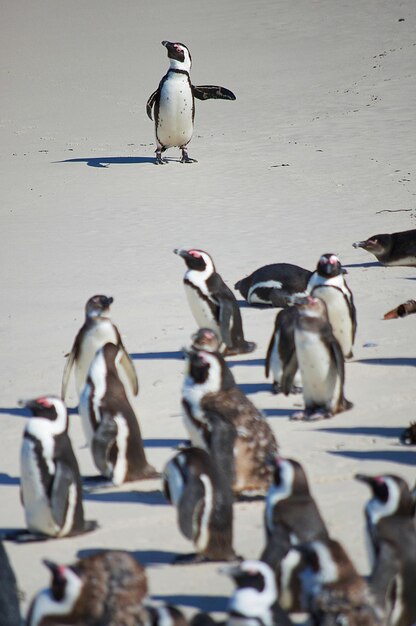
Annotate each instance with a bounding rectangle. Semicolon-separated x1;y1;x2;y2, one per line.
282;296;352;420
162;411;237;563
26;551;149;626
79;343;158;485
174;248;256;355
182;346;278;496
307;253;357;358
265;307;302;395
261;457;329;569
18;396;96;540
147;41;236;164
61;294;138;400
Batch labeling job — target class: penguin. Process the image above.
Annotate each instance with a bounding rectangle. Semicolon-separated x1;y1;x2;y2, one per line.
78;343;158;485
384;300;416;319
0;541;21;626
355;473;416;608
265;307;302;395
162;411;237;563
145;604;189;626
147;41;236;164
61;294;138;400
26;550;149;626
282;296;352;420
234;263;312;307
293;539;382;626
261;456;329;569
18;396;96;540
307;253;357;359
352;228;416;266
182;346;278;496
221;559;294;626
399;421;416;445
385;553;416;626
174;248;256;356
190;327;222;353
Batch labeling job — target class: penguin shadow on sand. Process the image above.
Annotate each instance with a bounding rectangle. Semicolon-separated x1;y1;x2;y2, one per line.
328;448;416;466
153;594;229;613
343;261;380;269
56;155;156;168
76;547;178;567
320;425;403;439
356;356;416;367
130;350;184;361
83;488;167;506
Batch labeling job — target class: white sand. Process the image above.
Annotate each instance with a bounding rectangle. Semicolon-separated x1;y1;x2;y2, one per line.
1;0;415;619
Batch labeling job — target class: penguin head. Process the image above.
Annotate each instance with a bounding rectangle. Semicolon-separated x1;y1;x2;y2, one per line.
316;253;343;277
162;41;192;72
174;248;215;274
355;473;414;518
268;456;309;497
352;234;392;255
85;294;113;319
296;295;329;320
28;560;83;625
20;396;68;432
189;350;222;391
222;560;277;617
294;540;342;586
191;328;221;353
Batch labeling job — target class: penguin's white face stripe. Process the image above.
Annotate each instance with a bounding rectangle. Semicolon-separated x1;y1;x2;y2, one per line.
247;280;282;304
112;415;129;486
167;44;192;72
312;541;339;584
279;549;302;610
228;561;276;623
28;568;83;626
184;252;215;289
367;477;401;524
265;459;295;532
195;473;213;550
182;352;222;420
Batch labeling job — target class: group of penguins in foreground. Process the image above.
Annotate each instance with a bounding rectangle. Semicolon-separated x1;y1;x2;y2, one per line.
1;237;416;626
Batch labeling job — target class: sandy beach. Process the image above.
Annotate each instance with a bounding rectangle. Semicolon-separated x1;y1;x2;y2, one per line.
1;0;415;619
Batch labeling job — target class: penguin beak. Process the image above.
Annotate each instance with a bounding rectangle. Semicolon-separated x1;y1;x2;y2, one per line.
354;473;373;485
352;240;368;249
162;41;185;62
18;398;48;412
218;563;242;578
102;296;114;307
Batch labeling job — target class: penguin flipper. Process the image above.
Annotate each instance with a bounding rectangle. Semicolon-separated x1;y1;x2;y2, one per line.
192;85;236;101
178;478;205;541
120;347;139;396
50;463;77;529
92;417;118;478
218;299;234;348
281;349;298;396
61;348;75;399
146;89;158;120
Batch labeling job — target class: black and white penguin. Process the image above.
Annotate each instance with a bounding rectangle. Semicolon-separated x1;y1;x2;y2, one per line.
174;248;256;356
385;553;416;626
265;307;302;395
147;41;236;164
0;541;21;626
307;253;357;358
18;396;96;540
26;550;149;626
145;604;189;626
61;294;138;400
399;421;416;445
162;412;237;563
282;296;352;420
355;473;416;608
261;456;329;569
235;263;312;307
79;343;158;485
222;559;293;626
294;539;382;626
182;346;278;496
353;229;416;266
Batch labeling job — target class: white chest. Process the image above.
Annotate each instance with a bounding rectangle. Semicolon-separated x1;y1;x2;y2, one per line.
295;330;338;407
311;286;352;357
157;73;194;148
75;321;118;394
184;282;219;332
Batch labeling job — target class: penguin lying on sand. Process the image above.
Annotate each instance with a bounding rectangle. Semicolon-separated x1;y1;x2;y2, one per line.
353;228;416;266
14;396;96;541
79;343;158;485
147;41;236;164
61;294;138;401
235;263;312;307
174;248;256;355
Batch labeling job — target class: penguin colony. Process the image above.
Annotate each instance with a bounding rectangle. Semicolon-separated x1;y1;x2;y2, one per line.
1;40;416;626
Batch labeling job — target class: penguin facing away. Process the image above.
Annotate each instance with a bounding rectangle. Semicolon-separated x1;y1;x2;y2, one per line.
352;228;416;266
26;550;149;626
17;396;96;541
265;307;302;395
235;262;312;307
174;248;256;356
147;41;236;164
162;411;237;564
282;296;352;420
307;253;357;359
61;294;138;401
79;343;158;485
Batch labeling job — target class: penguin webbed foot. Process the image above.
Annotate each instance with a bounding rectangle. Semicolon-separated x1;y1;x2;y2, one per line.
155;150;168;164
290;408;332;421
271;381;281;395
180;150;197;164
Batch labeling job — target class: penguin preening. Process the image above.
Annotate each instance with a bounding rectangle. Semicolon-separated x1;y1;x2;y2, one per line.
265;307;302;395
182;345;278;496
261;456;329;569
282;296;352;420
353;229;416;266
26;550;149;626
147;41;236;164
174;248;256;356
307;253;357;359
235;263;312;307
61;294;138;401
17;396;96;541
162;411;237;563
79;343;158;485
